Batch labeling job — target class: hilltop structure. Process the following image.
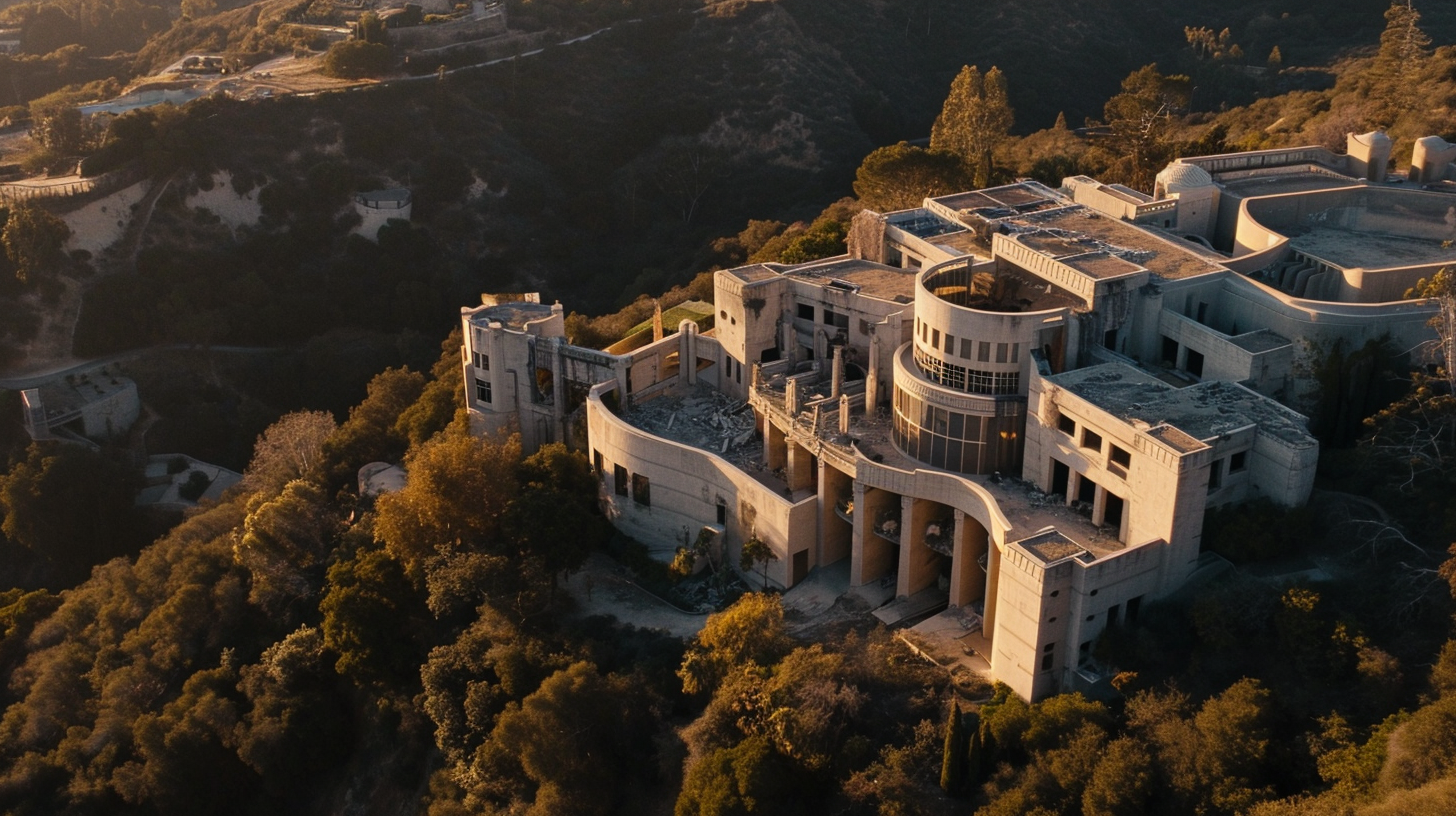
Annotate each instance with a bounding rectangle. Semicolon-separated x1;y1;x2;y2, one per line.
460;133;1450;701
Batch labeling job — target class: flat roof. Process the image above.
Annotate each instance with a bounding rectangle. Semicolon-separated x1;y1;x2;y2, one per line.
1228;329;1292;353
930;182;1068;220
1218;172;1360;198
783;258;918;302
1013;529;1095;565
1049;363;1316;447
723;263;780;283
1015;208;1226;281
467;301;555;331
1289;226;1456;270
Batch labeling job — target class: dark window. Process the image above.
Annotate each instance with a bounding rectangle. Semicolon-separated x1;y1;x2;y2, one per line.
1041;643;1055;671
1186;349;1205;378
945;333;955;353
1161;336;1179;366
824;307;837;325
1196;302;1208;324
1081;428;1102;452
1057;415;1076;435
475;378;492;404
1103;329;1117;350
593;449;603;474
996;342;1008;363
1208;458;1223;492
931;328;940;348
960;338;973;358
632;473;651;506
1127;596;1143;623
1109;444;1131;468
614;465;628;496
472;351;489;370
1108;604;1121;625
798;303;815;320
978;341;991;362
716;502;727;524
1230;451;1247;472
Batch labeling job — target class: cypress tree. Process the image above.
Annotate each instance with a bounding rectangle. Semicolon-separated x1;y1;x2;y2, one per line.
963;710;983;788
940;700;966;794
979;717;998;780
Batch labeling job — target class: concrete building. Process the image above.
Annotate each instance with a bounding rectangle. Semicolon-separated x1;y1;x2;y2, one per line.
461;137;1451;700
21;366;140;443
353;188;412;241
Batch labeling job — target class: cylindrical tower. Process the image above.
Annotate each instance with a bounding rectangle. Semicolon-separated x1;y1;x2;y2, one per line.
891;259;1074;475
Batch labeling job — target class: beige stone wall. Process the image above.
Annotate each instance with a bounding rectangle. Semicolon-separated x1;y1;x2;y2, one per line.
587;382;816;589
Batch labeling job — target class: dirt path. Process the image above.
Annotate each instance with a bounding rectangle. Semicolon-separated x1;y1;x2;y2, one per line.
559;552;707;639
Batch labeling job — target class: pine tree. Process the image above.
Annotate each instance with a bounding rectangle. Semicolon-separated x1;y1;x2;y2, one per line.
930;64;1014;188
1266;46;1283;70
940;700;966;794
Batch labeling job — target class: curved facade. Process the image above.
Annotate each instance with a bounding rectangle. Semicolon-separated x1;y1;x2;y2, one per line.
890;259;1075;475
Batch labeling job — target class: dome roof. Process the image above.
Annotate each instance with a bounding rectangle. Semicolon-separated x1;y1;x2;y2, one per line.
1350;130;1392;148
1156;162;1215;194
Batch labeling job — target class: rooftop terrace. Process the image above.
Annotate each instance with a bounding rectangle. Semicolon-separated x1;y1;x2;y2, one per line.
466;300;556;331
783;258;918;302
1050;363;1315;447
1015;208;1227;281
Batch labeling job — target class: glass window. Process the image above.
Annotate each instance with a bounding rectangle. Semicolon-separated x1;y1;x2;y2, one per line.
1011;343;1020;363
1230;451;1247;472
996;343;1008;363
614;465;628;496
978;342;991;362
632;473;651;506
945;334;955;353
960;338;973;359
931;328;940;348
798;303;814;320
475;378;492;404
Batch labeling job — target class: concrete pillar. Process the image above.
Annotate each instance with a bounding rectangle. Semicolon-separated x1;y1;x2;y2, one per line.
898;495;939;598
819;461;852;567
866;333;881;409
782;314;796;363
787;441;815;493
849;481;870;585
839;393;851;435
785;377;799;416
679;321;698;385
652;300;664;342
855;486;898;586
830;345;844;399
765;419;787;471
983;538;1002;646
949;508;989;608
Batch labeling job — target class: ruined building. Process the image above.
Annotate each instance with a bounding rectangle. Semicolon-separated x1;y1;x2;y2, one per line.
461;134;1450;701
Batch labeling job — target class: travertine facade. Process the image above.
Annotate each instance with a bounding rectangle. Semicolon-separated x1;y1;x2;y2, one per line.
462;137;1452;700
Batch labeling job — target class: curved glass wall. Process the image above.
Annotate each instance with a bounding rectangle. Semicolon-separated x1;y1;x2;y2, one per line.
891;385;1023;475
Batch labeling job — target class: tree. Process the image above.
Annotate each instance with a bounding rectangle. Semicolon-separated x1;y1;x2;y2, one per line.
482;662;659;816
941;700;966;794
323;41;392;79
739;535;777;590
1376;1;1430;81
1100;64;1191;191
676;736;788;816
852;142;973;213
319;543;425;682
373;427;520;570
241;410;337;497
678;593;790;695
0;443;141;585
319;366;426;488
28;100;91;157
1082;736;1155;816
3;203;71;283
930;65;1014;187
234;479;336;620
